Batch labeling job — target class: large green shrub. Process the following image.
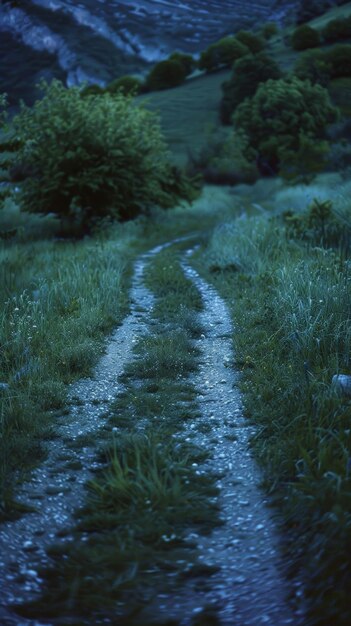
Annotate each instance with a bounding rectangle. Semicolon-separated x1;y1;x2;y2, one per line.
145;59;187;91
291;24;321;50
168;52;195;76
322;15;351;42
12;80;187;231
187;129;259;186
294;49;332;86
80;83;105;97
325;44;351;78
105;75;142;96
220;52;282;124
261;22;279;40
199;36;249;72
294;45;351;86
235;30;265;53
233;77;339;175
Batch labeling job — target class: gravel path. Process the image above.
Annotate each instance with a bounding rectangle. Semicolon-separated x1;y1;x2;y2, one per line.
0;242;306;625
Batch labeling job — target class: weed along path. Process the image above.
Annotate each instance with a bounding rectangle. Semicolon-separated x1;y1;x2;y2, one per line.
0;240;304;626
0;249;156;625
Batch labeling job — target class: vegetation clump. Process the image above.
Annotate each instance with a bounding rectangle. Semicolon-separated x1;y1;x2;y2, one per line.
235;30;265;54
220;52;282;125
233;76;339;175
322;15;351;42
105;75;143;95
12;80;190;233
168;52;196;77
199;36;249;72
284;197;351;249
145;58;187;91
187;129;259;186
291;24;321;50
261;22;279;40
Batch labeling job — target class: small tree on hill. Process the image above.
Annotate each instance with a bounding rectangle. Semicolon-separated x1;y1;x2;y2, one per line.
145;59;187;91
233;77;339;175
199;37;249;72
291;25;321;51
12;80;190;233
220;52;282;124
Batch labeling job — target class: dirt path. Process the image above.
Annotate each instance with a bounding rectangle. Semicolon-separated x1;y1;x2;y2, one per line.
0;241;305;625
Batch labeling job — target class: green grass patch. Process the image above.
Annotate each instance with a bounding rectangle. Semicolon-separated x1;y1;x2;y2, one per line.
0;215;142;519
17;244;220;624
194;192;351;625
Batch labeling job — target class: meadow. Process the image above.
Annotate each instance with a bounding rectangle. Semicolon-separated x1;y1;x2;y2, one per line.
1;2;351;623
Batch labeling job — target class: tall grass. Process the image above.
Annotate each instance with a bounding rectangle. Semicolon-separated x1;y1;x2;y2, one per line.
18;246;219;625
0;216;141;517
197;183;351;625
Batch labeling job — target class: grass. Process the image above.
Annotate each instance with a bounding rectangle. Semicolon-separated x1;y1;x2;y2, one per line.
17;245;220;625
0;204;145;519
193;175;351;625
0;182;235;521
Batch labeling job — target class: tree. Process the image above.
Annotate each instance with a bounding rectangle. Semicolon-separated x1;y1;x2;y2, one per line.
12;80;189;232
220;52;282;124
233;77;339;175
199;37;249;72
145;59;187;91
291;25;321;51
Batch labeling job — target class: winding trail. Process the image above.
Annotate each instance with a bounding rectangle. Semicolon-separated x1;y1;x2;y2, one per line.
0;241;305;625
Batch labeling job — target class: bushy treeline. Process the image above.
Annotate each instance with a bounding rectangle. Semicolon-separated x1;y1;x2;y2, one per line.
291;15;351;51
1;81;197;235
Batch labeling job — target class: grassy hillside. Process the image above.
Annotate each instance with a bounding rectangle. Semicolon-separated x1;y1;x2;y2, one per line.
138;70;231;167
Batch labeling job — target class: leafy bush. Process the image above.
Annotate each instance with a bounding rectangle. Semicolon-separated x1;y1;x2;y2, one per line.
168;52;195;76
261;22;279;40
80;83;105;97
145;59;187;91
105;75;142;96
12;80;189;232
284;198;351;250
322;15;351;42
325;44;351;78
187;129;259;186
294;49;332;86
233;77;339;175
220;52;282;124
235;30;265;53
199;36;249;72
294;45;351;88
291;24;321;50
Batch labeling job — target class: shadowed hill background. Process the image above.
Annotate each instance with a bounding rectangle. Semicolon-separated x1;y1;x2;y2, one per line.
0;0;298;105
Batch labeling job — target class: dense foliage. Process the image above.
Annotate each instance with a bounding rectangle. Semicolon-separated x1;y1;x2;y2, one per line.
235;30;265;54
199;36;249;72
295;45;351;85
291;24;321;50
220;52;282;125
260;22;279;40
322;15;351;42
105;75;142;96
145;59;187;91
12;81;186;231
233;77;339;175
168;52;195;77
